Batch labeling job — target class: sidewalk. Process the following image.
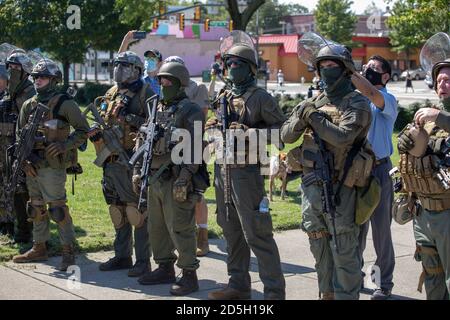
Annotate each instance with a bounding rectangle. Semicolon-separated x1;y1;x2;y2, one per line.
0;222;423;300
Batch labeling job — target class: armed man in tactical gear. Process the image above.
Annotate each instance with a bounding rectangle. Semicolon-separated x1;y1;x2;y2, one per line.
92;51;154;277
0;45;36;242
282;33;374;300
137;61;205;296
396;32;450;300
12;58;89;271
206;31;286;300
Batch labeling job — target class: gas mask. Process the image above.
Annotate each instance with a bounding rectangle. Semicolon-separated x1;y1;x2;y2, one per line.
114;63;134;84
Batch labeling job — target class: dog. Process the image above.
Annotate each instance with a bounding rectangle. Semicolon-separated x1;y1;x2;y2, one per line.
269;152;291;201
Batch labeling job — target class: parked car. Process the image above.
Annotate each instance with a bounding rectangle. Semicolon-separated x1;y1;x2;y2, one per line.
391;68;401;82
401;67;427;80
424;73;434;89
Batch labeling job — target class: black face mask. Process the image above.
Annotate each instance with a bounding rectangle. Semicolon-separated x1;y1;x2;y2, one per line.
364;67;385;86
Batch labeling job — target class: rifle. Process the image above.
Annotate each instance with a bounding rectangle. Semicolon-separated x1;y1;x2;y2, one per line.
129;95;159;210
220;96;232;221
303;131;339;253
83;102;130;168
5;102;49;215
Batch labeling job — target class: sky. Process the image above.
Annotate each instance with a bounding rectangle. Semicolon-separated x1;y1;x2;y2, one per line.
277;0;392;14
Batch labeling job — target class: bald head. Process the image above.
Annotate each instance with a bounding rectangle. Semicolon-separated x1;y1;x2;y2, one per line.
437;67;450;99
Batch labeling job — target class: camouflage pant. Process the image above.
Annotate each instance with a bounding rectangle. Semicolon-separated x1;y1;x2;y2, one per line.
26;167;75;245
413;207;450;300
301;182;362;300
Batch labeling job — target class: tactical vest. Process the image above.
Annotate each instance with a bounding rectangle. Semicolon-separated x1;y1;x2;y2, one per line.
100;83;149;151
215;87;263;165
31;94;74;169
399;122;450;211
299;93;374;187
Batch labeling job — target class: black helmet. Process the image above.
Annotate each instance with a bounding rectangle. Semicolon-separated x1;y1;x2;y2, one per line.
31;58;62;82
6;49;34;74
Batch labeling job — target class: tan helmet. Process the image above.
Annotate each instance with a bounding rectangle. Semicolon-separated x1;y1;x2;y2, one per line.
223;45;258;67
157;61;190;87
432;58;450;90
407;124;429;158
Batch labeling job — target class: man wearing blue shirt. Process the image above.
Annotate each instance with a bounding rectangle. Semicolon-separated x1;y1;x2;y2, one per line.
352;55;398;300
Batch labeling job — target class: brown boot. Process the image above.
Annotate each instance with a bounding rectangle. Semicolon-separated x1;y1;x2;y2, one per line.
320;292;335;300
208;286;251;300
196;227;210;257
13;242;48;263
58;245;75;271
170;269;199;296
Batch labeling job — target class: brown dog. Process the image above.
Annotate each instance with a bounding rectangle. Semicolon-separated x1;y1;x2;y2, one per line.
269;152;290;201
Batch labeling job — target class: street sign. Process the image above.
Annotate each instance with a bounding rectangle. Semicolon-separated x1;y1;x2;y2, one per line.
210;21;228;27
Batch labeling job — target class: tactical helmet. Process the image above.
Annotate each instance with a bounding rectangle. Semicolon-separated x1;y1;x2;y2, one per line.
157;61;190;87
31;59;62;82
406;123;429;158
223;45;258;67
6;49;34;74
314;44;355;72
163;56;185;65
432;58;450;90
0;63;7;80
114;51;144;73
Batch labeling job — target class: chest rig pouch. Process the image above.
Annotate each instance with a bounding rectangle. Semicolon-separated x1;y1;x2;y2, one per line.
399;123;450;211
153;104;178;156
101;86;139;151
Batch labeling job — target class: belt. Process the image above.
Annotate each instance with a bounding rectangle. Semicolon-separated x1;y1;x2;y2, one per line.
375;157;389;166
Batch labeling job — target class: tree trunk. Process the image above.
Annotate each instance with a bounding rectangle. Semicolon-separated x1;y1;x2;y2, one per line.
63;60;70;87
226;0;265;31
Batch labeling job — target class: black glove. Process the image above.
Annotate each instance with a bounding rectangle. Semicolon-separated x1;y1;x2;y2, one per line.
397;131;415;154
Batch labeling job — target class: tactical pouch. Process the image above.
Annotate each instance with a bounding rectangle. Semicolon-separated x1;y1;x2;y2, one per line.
300;130;319;169
0;122;15;138
392;193;415;225
355;176;381;225
343;141;375;188
286;146;303;172
192;162;211;194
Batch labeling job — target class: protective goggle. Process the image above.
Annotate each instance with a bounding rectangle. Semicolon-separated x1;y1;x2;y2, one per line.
32;75;50;81
226;58;245;68
114;61;131;68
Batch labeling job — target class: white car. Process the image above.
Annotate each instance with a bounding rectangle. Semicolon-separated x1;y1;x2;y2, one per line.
401;67;427;81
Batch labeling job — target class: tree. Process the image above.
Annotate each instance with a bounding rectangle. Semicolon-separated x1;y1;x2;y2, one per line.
225;0;266;31
386;0;450;69
314;0;358;45
246;0;308;34
363;1;382;15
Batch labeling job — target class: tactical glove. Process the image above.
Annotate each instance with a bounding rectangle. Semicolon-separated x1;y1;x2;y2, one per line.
205;117;219;131
45;142;67;158
299;102;318;122
229;122;249;131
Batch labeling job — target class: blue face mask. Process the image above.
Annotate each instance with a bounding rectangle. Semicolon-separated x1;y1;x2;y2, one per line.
145;58;158;73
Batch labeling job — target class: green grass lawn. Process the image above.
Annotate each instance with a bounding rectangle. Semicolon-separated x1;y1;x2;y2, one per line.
0;132;401;262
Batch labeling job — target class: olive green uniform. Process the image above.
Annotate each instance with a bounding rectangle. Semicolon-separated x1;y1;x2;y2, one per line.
18;92;89;246
98;83;153;263
399;110;450;300
147;95;204;271
212;86;286;299
0;79;35;238
281;92;372;300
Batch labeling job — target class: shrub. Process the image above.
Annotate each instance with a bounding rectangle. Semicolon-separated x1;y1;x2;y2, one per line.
394;99;434;131
74;82;110;105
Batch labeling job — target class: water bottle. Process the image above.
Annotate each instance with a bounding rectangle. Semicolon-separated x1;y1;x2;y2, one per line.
259;196;270;214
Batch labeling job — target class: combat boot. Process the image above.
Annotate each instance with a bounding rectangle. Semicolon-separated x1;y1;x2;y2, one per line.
138;263;176;285
320;292;335;300
13;242;48;263
128;260;151;277
208;286;251;300
99;256;133;271
196;228;210;257
58;245;75;272
170;269;199;296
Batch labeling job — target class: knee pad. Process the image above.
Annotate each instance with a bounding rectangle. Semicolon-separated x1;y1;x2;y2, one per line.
49;200;71;226
26;198;47;222
125;203;147;228
109;205;126;229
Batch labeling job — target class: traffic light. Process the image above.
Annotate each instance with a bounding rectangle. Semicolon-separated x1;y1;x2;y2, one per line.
194;6;201;21
153;18;159;30
229;20;234;32
179;13;185;31
204;18;210;32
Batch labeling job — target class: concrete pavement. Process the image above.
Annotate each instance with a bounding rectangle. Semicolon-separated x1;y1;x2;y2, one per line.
0;221;424;300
